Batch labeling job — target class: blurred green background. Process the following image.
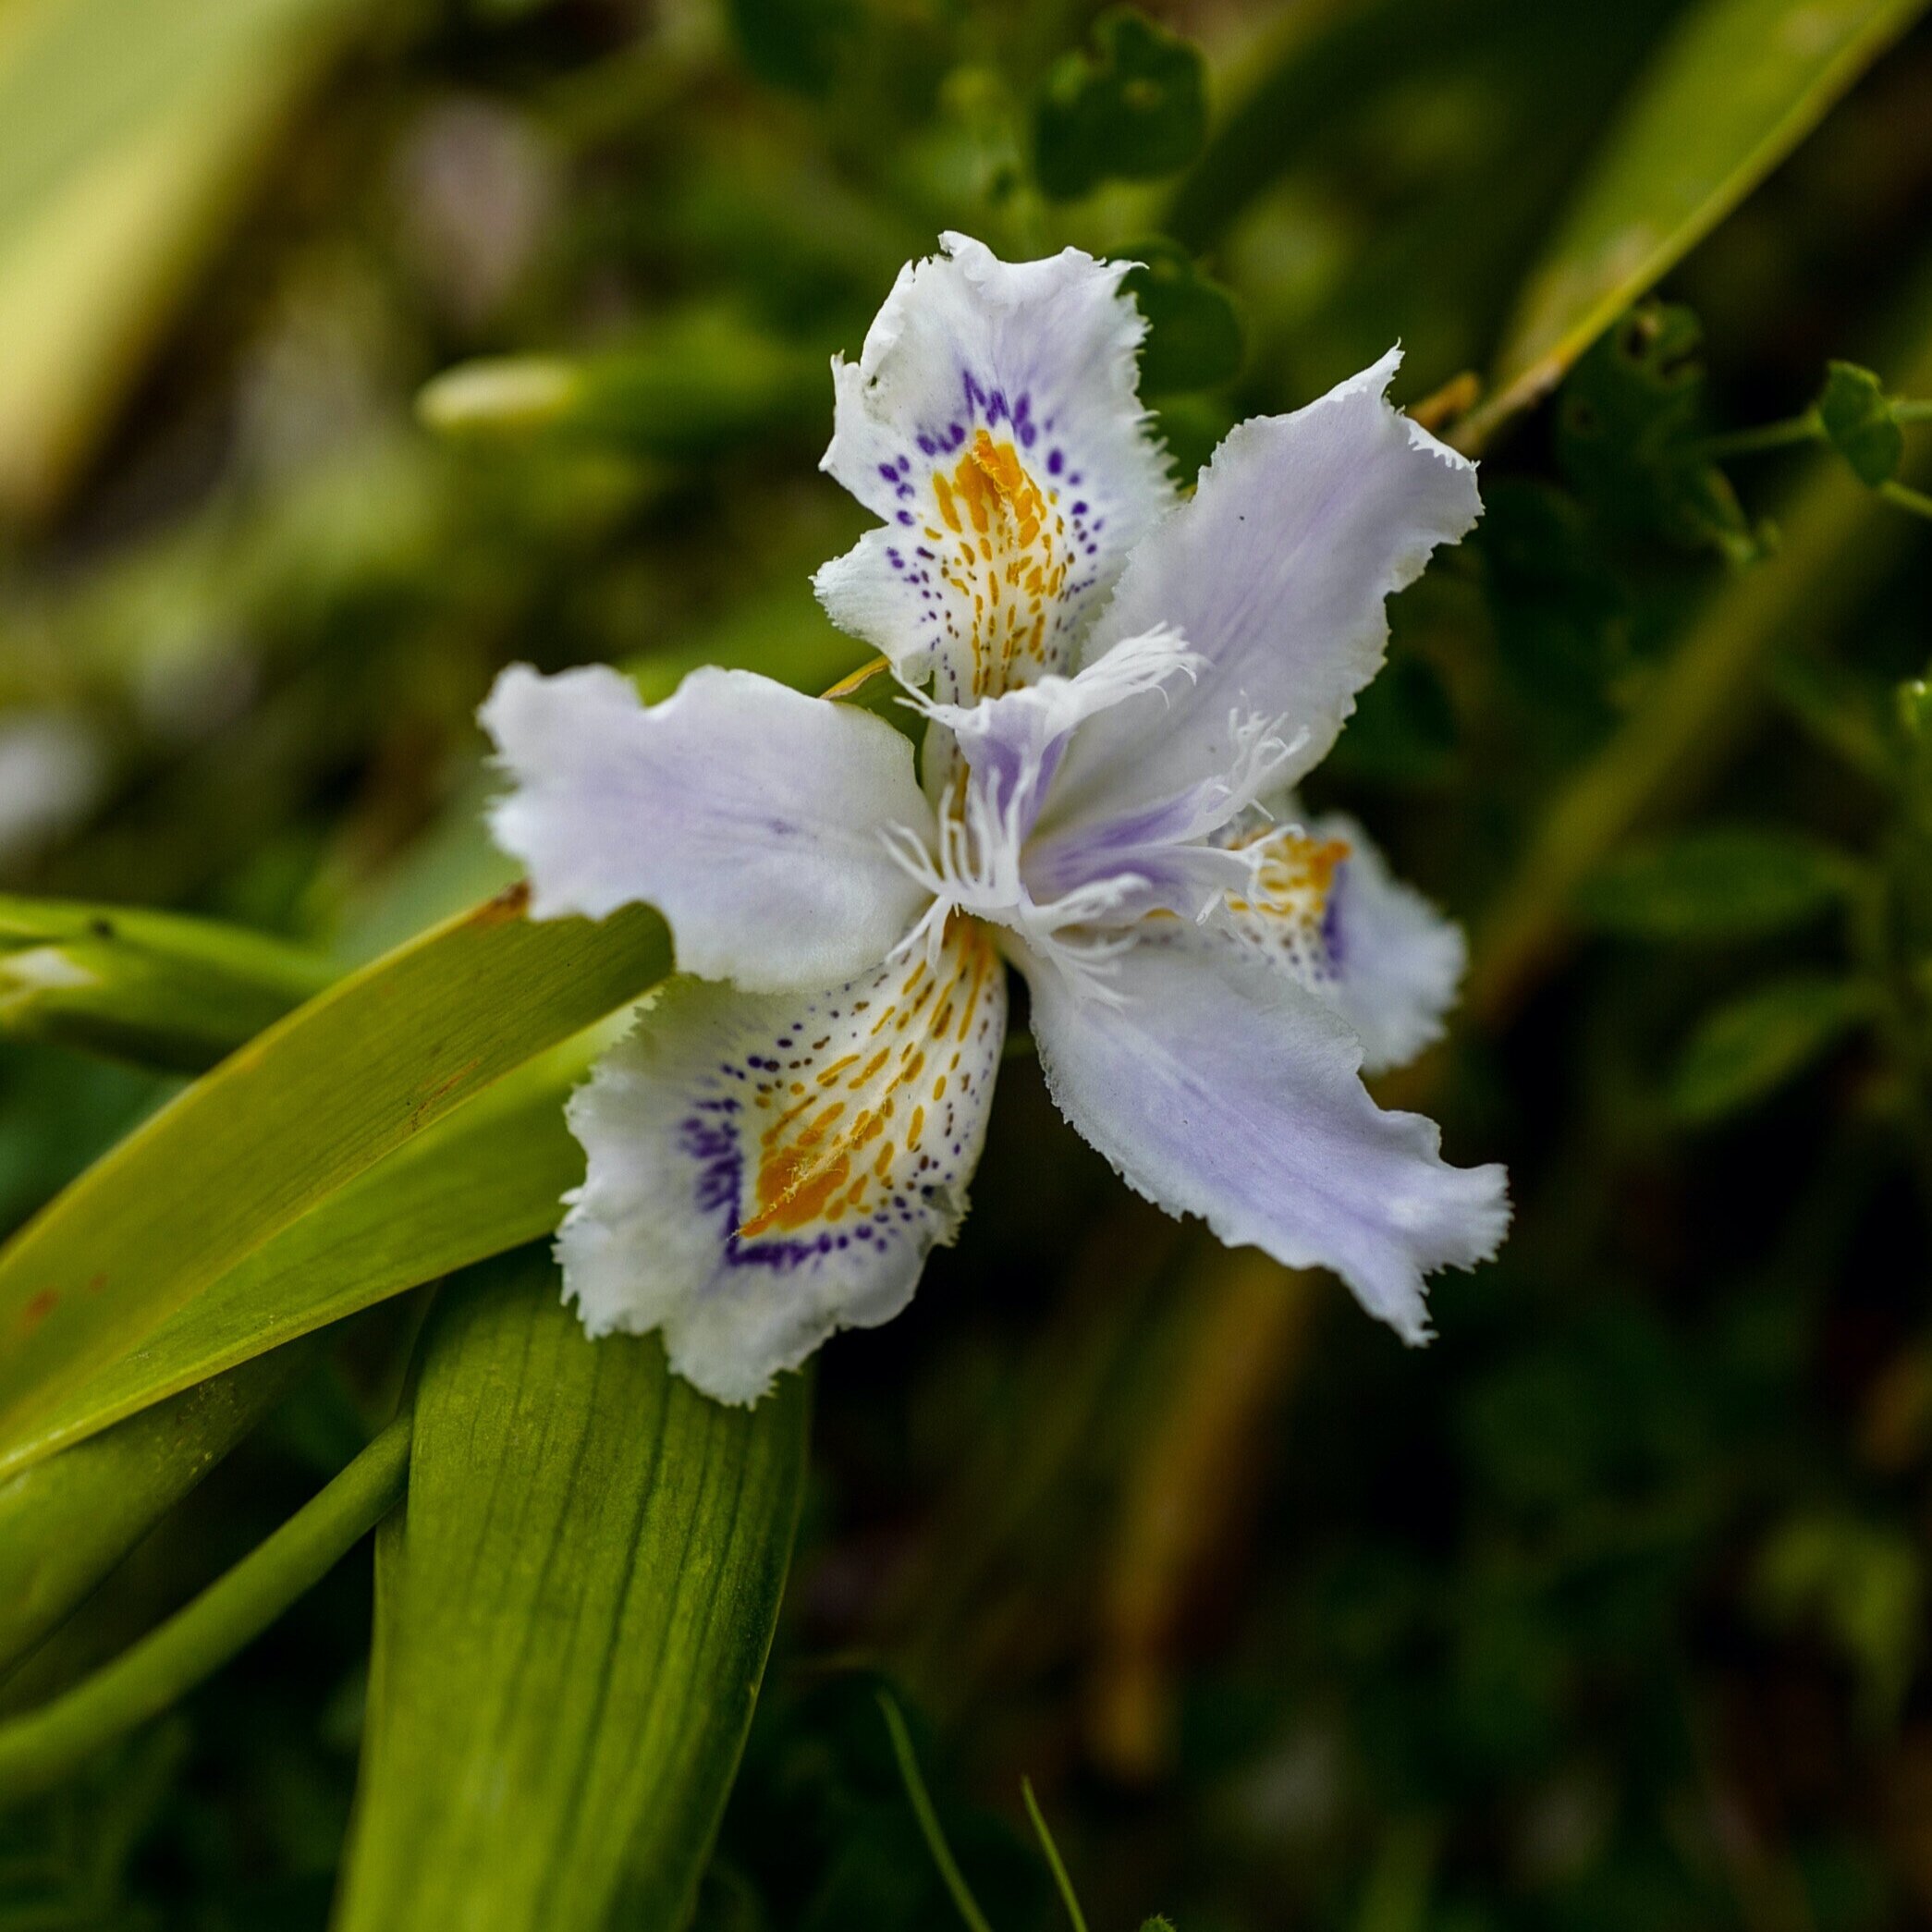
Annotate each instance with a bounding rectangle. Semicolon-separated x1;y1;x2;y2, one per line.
4;0;1932;1926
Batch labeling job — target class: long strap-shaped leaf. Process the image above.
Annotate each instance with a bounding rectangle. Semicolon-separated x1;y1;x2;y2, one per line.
0;889;669;1460
2;1064;582;1477
1462;0;1930;445
334;1250;807;1932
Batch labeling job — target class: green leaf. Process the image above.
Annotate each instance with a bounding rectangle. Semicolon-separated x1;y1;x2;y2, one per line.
0;1051;586;1476
1554;302;1764;562
0;1339;321;1673
0;889;669;1467
335;1251;808;1932
1034;9;1207;202
0;1413;409;1807
1469;0;1930;443
0;894;332;1071
1577;828;1853;940
1669;973;1871;1121
1117;241;1242;396
1816;360;1906;487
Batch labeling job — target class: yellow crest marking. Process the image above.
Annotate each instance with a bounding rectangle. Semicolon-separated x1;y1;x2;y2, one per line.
925;431;1070;699
738;919;1001;1239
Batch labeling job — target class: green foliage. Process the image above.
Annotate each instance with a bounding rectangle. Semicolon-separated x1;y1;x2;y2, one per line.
0;1413;408;1805
878;1692;997;1932
0;895;668;1472
0;1340;319;1673
1668;973;1872;1121
7;1064;582;1474
706;1674;1047;1932
1577;828;1853;940
730;0;862;97
1477;480;1632;737
1754;1513;1926;1725
418;312;829;460
1475;0;1932;437
1817;361;1907;487
0;895;331;1072
1556;302;1764;561
1118;241;1242;397
336;1250;808;1932
2;1;1932;1926
1035;10;1207;202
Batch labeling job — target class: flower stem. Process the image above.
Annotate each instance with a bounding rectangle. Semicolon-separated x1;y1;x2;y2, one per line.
1892;398;1932;423
1694;411;1821;459
0;1413;410;1805
1880;479;1932;520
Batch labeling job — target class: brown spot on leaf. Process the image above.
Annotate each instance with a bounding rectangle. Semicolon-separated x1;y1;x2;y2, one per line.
408;1056;485;1128
474;880;532;925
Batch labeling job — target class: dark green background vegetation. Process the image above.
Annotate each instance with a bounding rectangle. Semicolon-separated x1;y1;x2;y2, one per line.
4;1;1932;1926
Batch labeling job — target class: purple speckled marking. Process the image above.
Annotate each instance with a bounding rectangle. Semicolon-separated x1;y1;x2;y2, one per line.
1321;864;1349;970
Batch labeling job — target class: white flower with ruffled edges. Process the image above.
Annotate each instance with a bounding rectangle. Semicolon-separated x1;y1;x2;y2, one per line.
481;234;1509;1404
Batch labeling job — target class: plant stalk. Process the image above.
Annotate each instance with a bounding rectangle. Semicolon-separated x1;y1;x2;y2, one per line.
0;1413;409;1805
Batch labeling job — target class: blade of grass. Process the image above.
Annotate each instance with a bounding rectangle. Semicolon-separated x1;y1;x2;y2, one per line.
1021;1779;1090;1932
877;1692;997;1932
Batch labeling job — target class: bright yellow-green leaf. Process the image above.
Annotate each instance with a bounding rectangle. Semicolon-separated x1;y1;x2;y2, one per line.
0;891;669;1466
0;1050;590;1478
335;1252;808;1932
1466;0;1929;445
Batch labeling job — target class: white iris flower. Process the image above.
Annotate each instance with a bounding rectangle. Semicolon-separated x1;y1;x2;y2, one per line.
480;234;1510;1404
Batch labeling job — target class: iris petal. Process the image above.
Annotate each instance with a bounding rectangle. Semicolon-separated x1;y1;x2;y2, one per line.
557;918;1008;1404
1023;926;1507;1342
481;662;936;995
814;234;1173;702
